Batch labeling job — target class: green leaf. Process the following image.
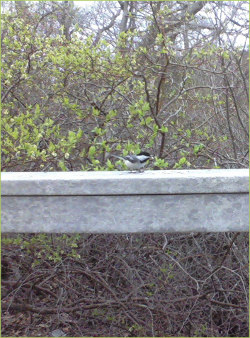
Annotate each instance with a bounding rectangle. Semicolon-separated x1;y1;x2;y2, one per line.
186;129;191;138
92;107;100;116
193;144;204;154
154;158;169;168
159;126;168;133
145;117;153;125
58;161;67;171
77;129;83;139
88;145;96;157
63;97;69;105
179;157;187;165
12;128;19;140
106;159;114;170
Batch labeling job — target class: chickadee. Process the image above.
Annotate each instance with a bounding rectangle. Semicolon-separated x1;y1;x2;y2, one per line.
110;151;153;172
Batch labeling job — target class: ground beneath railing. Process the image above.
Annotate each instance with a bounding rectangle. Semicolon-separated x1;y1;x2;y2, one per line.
2;233;249;337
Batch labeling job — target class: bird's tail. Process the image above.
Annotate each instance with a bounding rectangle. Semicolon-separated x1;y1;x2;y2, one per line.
110;154;124;160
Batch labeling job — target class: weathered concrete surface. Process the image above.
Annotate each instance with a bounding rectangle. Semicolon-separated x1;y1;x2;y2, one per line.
1;169;249;232
1;169;249;195
2;194;248;233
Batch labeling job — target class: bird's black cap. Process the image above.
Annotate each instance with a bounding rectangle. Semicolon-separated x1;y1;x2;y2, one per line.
137;151;150;156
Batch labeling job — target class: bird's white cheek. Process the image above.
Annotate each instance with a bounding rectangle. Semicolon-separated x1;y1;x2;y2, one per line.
138;155;149;162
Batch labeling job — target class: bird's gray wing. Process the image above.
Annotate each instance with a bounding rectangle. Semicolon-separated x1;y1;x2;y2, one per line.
124;155;138;163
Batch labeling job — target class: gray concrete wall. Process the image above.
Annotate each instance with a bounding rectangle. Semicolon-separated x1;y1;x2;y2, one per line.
1;169;249;233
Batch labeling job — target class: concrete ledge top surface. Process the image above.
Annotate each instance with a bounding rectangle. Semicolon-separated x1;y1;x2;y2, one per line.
1;169;249;196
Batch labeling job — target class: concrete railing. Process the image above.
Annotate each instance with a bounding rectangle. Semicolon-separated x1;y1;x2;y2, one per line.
1;169;249;233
